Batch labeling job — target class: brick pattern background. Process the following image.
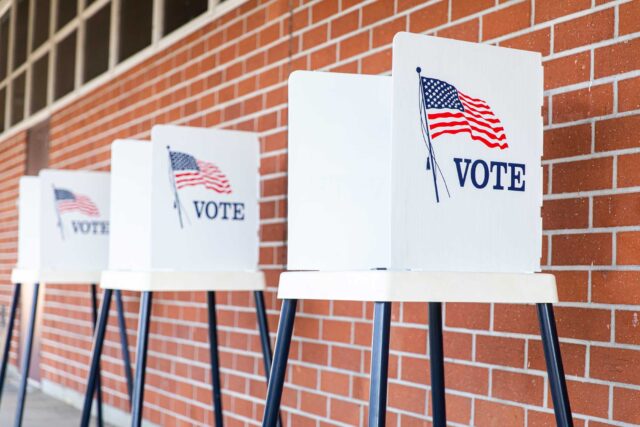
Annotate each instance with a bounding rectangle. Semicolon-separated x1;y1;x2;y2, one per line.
0;0;639;425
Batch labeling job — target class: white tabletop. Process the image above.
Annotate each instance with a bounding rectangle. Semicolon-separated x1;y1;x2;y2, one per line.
11;268;101;285
100;270;266;292
278;271;557;303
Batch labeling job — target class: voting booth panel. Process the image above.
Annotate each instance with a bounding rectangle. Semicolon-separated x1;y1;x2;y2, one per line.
105;126;262;291
13;170;110;282
16;177;40;272
288;33;543;274
264;33;569;427
96;126;275;427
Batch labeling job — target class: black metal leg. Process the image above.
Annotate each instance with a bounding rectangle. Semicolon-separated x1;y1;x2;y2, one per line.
90;284;104;427
80;289;114;427
115;290;134;403
537;303;573;427
253;291;282;427
207;292;224;426
428;302;446;427
262;299;297;427
13;283;40;427
0;282;21;406
368;302;391;427
131;291;153;427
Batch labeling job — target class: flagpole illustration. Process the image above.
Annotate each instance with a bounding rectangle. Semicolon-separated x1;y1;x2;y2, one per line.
167;145;184;228
52;184;65;240
417;67;443;203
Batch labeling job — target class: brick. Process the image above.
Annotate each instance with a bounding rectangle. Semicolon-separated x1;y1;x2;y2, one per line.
619;153;640;188
311;0;339;23
527;340;586;377
619;76;640;112
500;28;551;56
482;1;531;41
444;393;472;424
445;302;490;329
615;310;640;345
552;157;613;194
595;38;640;78
552;233;612;265
302;24;328;50
373;17;407;48
613;387;640;424
390;325;426;354
339;31;370;60
561;380;610;418
311;44;337;69
400;355;429;384
300;390;327;417
361;48;391;75
542;198;589;230
527;411;586;427
492;370;544;405
437;18;479;42
445;362;488;394
408;0;448;34
591;346;640;385
474;399;524;427
362;0;394;26
534;0;591;24
443;330;473;360
592;271;640;305
476;335;525;368
552;84;613;124
553;270;589;302
554;9;614;52
330;398;361;425
543;51;590;90
330;10;359;38
617;231;640;265
595;115;640;152
388;382;426;414
543;123;591;160
322;319;352;343
594;193;640;227
494;303;539;334
320;371;350;396
554;306;611;341
620;0;640;35
451;0;494;20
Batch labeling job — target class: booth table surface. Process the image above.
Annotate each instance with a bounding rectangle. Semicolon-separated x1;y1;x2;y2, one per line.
278;271;557;303
11;268;101;285
100;270;266;292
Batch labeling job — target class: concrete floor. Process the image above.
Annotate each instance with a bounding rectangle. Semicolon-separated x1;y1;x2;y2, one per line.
0;380;109;427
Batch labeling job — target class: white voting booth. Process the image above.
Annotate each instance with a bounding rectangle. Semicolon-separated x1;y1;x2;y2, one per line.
81;125;276;427
12;170;110;284
2;169;117;427
262;33;572;427
102;125;263;291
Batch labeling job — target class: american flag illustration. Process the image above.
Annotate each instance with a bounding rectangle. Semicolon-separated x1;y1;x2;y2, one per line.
420;77;508;150
54;188;100;216
169;150;232;194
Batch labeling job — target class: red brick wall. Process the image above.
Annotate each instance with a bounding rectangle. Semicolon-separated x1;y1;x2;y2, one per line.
1;0;639;425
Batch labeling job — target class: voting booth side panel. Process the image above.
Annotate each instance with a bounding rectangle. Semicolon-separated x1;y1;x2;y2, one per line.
390;33;543;273
150;125;260;272
16;176;41;270
108;140;153;271
39;169;111;273
287;71;393;271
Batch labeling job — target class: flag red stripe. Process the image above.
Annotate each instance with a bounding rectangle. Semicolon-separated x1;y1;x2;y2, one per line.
428;120;506;142
430;127;509;149
428;112;505;136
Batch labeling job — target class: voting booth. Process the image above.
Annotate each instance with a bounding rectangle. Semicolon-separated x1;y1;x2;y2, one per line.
262;33;571;427
0;169;132;427
81;126;278;427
